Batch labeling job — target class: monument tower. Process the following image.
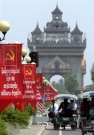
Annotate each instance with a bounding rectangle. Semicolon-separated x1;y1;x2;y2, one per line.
27;5;86;90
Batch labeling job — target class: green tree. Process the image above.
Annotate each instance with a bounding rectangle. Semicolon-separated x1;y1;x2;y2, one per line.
64;74;78;94
58;78;64;85
51;80;66;94
91;63;94;84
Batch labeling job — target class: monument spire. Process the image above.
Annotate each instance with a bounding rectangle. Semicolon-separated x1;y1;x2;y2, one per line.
36;19;39;27
76;20;78;27
56;0;58;8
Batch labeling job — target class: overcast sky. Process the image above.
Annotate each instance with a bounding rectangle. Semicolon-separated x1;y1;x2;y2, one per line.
0;0;94;87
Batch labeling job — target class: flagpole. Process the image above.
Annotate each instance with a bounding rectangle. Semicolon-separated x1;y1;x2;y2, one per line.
42;110;44;125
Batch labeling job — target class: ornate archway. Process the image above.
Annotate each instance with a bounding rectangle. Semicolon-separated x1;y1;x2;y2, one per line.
27;5;86;89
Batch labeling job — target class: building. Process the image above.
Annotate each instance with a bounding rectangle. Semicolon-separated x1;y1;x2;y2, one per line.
27;4;86;89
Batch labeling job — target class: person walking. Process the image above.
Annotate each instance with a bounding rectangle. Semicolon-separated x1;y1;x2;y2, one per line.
48;99;58;122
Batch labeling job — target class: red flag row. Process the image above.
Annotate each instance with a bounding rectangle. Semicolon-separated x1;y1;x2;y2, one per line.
0;43;58;112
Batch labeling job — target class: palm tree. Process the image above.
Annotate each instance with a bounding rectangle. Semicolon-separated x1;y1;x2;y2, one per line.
64;74;78;94
51;80;66;94
58;78;64;84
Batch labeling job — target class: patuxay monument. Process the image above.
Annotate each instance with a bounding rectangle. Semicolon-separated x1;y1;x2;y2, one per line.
27;4;86;90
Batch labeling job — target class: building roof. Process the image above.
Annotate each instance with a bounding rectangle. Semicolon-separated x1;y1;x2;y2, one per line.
31;23;43;34
71;23;83;34
52;5;62;14
44;20;70;33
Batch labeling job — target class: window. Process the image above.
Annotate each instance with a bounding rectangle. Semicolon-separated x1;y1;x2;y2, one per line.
56;16;58;19
54;61;60;69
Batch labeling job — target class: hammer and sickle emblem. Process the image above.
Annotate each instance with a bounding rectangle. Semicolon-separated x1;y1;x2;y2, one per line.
26;68;32;75
5;50;15;61
36;77;39;82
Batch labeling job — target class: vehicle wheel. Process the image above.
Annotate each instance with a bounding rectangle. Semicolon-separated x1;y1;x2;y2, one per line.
93;129;94;135
81;129;87;135
71;124;77;130
82;131;84;135
54;125;59;130
64;125;65;130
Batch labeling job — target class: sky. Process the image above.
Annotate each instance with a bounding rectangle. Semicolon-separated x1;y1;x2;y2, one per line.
0;0;94;87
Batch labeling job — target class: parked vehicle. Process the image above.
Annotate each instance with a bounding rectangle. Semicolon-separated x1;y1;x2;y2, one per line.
80;91;94;135
53;94;78;130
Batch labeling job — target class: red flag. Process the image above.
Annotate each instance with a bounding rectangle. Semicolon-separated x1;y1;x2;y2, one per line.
0;44;23;99
45;85;51;102
22;64;36;100
36;73;42;103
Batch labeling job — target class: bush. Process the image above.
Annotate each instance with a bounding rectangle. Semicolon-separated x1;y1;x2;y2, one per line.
0;118;9;135
23;104;35;116
45;102;51;108
1;107;30;128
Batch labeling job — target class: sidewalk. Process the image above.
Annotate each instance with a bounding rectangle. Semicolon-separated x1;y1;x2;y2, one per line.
19;124;46;135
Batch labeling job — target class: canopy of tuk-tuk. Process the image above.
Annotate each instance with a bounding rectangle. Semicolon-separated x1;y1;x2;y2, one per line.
54;94;78;105
82;91;94;97
54;94;77;100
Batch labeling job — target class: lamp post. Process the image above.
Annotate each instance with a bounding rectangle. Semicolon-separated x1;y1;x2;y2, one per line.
22;49;28;61
25;56;31;64
29;46;39;67
42;78;48;96
42;79;45;96
0;21;10;41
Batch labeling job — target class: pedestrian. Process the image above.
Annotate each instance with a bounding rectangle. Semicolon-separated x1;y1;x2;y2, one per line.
48;99;58;122
89;105;94;120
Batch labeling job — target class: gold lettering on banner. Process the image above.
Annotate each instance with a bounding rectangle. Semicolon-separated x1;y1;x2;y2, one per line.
25;68;32;75
47;89;49;91
5;50;15;61
36;77;39;82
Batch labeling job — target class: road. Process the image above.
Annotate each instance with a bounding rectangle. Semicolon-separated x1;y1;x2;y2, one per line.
44;123;82;135
35;114;85;135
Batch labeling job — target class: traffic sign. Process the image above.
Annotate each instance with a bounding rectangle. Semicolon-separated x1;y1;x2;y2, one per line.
42;95;46;102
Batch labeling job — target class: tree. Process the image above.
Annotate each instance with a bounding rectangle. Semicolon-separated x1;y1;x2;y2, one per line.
64;74;78;94
58;78;64;85
91;63;94;84
51;80;66;94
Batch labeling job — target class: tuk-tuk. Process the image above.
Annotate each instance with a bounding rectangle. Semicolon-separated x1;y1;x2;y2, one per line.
53;94;78;130
80;91;94;135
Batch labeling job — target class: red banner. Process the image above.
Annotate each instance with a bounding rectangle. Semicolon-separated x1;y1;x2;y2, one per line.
36;73;42;103
45;85;51;102
22;64;36;100
0;44;23;99
50;87;55;100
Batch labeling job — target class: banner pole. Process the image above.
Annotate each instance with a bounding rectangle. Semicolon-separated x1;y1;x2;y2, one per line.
42;111;44;124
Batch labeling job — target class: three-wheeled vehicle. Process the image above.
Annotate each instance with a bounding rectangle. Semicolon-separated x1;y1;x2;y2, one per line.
80;91;94;135
53;94;78;130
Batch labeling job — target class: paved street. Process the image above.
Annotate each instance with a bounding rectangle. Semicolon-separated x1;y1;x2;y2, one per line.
44;123;82;135
26;113;93;135
35;115;82;135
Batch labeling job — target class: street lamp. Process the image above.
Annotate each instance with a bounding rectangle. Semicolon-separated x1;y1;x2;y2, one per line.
42;78;47;95
25;56;31;64
29;46;39;67
0;21;10;41
22;49;28;61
